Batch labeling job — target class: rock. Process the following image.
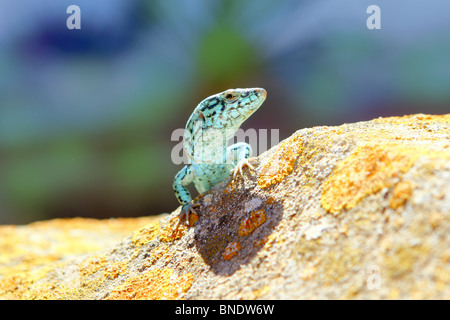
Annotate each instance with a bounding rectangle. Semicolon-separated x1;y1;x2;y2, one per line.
0;113;449;299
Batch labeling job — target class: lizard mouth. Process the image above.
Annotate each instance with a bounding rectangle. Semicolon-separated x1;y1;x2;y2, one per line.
254;88;267;100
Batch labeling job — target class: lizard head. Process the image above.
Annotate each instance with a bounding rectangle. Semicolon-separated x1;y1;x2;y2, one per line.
184;88;267;159
196;87;267;132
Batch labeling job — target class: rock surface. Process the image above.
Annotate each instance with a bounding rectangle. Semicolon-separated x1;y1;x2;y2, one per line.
0;113;449;299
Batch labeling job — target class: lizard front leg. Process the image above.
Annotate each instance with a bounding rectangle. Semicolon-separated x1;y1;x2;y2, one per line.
227;142;255;178
172;165;198;229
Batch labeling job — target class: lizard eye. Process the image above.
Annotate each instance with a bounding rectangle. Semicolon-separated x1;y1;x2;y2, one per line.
225;93;235;100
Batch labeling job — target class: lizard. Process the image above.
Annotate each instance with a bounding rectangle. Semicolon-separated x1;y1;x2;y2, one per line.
173;87;267;230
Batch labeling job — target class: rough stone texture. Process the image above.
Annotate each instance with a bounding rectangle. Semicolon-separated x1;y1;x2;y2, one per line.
0;113;449;299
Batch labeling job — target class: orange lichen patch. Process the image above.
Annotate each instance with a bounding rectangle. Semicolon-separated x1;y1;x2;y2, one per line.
258;134;303;188
238;210;266;236
107;268;193;300
321;143;424;214
79;255;107;276
265;196;275;204
131;223;158;247
222;241;241;260
160;212;198;243
389;180;416;209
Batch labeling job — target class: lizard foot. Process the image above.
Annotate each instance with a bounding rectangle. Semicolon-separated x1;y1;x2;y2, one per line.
173;202;200;233
231;157;256;179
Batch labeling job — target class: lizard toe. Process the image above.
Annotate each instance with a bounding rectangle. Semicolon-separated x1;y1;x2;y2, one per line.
231;158;255;179
173;203;199;232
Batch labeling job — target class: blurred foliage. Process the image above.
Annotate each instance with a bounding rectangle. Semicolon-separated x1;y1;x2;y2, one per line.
198;24;259;85
0;0;449;224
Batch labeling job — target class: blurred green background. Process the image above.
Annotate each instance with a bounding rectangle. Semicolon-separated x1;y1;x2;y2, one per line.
0;0;449;224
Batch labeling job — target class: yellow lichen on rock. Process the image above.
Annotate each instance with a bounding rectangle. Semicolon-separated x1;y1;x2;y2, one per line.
80;255;108;276
0;264;57;299
140;245;171;270
321;143;422;214
373;113;450;125
0;217;157;300
258;134;303;188
107;268;193;300
103;259;129;280
0;114;449;300
131;223;158;247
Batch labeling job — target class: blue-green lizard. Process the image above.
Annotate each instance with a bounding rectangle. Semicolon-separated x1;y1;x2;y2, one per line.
173;88;267;229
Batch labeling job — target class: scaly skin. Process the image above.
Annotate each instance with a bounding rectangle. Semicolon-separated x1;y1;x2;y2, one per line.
173;88;267;229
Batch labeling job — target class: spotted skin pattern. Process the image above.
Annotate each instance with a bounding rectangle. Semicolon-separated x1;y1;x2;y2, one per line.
173;88;267;228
